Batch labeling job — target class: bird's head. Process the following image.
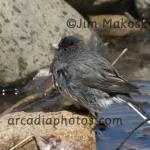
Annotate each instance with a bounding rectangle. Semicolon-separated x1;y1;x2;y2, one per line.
53;35;85;59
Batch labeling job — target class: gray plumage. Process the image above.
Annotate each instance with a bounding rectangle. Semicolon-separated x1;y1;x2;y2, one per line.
51;35;150;124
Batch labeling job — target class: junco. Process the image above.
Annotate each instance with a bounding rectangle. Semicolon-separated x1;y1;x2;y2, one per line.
51;35;150;124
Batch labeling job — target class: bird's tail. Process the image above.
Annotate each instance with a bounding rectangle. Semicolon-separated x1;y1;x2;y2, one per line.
113;95;150;125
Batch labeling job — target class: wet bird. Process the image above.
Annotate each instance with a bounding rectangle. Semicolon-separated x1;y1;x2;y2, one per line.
51;35;150;124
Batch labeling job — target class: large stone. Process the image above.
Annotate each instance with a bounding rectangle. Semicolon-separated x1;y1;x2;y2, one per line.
0;0;100;85
0;111;96;150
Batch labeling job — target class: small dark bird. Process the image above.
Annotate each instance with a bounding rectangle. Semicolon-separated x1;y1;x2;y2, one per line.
51;35;150;124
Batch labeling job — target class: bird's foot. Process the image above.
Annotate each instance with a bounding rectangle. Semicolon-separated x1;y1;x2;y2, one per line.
92;118;108;139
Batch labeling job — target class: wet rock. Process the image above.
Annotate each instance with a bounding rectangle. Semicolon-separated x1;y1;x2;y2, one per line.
0;0;99;86
65;0;133;15
135;0;150;22
23;67;52;95
0;111;96;150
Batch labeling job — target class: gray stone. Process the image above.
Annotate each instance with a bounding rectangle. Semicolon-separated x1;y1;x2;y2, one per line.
0;0;99;85
0;111;96;150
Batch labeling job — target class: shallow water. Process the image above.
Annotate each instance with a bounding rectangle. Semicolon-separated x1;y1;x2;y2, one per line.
97;81;150;150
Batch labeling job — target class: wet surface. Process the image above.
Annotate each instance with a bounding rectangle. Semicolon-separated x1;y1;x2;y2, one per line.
97;81;150;150
0;94;24;113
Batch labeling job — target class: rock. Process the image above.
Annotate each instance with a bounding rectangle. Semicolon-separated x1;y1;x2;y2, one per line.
90;15;141;37
93;0;118;5
135;0;150;22
0;111;96;150
0;0;100;86
23;67;52;95
65;0;133;15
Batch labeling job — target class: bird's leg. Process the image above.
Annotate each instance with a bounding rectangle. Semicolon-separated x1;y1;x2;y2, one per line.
95;112;108;130
93;122;105;140
92;113;108;139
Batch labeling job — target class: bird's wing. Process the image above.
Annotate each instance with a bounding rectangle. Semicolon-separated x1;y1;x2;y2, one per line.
71;52;139;95
81;72;139;94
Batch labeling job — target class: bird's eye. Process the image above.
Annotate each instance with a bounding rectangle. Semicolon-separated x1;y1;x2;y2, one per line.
64;48;67;51
58;43;62;48
69;41;74;46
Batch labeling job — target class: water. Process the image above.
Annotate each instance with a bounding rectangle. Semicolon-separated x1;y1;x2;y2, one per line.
97;81;150;150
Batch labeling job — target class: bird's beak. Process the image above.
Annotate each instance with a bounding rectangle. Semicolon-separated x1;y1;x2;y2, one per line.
52;43;59;49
